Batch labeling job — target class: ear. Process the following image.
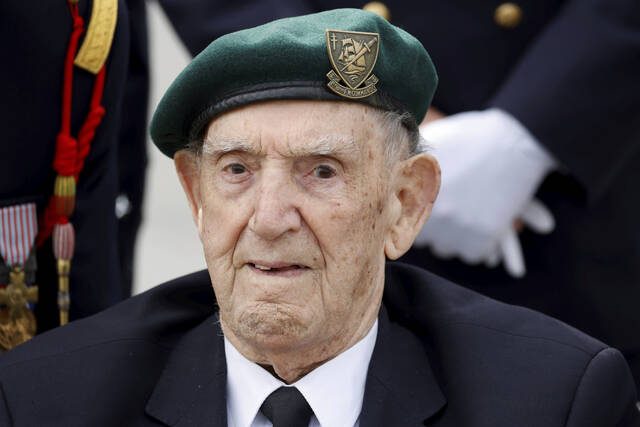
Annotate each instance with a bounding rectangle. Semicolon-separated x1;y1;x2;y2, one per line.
174;150;204;236
384;153;440;259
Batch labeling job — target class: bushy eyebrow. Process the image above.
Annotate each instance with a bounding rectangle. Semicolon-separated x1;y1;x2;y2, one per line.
202;134;360;158
287;135;360;158
202;137;255;156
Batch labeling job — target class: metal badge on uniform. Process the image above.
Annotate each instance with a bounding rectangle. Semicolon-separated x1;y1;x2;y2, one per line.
0;203;39;351
326;29;380;99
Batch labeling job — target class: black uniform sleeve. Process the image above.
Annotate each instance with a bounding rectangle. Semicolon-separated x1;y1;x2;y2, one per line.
156;0;313;56
565;348;639;426
0;384;12;427
490;0;640;199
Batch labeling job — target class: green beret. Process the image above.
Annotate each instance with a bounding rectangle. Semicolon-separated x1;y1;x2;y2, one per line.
150;8;438;158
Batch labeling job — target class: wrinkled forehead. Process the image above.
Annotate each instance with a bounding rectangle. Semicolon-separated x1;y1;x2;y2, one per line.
202;100;386;158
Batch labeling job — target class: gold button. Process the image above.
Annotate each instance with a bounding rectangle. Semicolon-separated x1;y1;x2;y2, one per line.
494;3;523;29
363;2;391;21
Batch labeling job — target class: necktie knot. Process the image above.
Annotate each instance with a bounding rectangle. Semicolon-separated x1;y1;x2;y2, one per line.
260;386;314;427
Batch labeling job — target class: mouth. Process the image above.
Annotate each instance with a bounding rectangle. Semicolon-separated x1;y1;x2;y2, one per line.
247;261;310;276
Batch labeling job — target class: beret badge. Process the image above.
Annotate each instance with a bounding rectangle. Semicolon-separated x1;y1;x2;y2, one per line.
326;29;380;99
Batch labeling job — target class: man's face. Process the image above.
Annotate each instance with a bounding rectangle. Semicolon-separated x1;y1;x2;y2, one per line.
181;100;404;360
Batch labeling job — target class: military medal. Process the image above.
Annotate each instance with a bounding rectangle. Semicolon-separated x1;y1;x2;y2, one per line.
0;203;39;351
326;29;380;99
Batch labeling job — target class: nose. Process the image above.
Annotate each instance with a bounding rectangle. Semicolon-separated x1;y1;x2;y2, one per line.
249;170;302;241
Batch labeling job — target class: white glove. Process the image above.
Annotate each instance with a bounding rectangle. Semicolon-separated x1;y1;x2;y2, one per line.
488;199;555;278
414;109;556;276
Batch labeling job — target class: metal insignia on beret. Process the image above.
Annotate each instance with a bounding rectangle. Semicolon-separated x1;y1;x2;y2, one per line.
325;29;380;99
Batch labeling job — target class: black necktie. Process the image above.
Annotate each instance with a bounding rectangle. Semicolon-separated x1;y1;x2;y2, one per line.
260;386;314;427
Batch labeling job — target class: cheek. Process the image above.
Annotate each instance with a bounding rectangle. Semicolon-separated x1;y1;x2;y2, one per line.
324;181;388;257
199;177;253;254
198;178;255;298
310;178;388;301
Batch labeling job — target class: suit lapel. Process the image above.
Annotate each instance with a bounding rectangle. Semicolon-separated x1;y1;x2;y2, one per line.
145;314;228;426
360;307;446;427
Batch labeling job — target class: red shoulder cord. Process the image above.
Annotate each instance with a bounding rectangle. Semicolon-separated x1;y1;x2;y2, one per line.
35;0;107;325
37;0;107;245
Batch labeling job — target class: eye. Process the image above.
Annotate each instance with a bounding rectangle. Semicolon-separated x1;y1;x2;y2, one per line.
313;165;336;179
224;163;247;175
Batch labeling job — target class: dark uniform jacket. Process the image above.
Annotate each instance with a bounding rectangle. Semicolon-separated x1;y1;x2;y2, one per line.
0;263;637;426
0;1;132;330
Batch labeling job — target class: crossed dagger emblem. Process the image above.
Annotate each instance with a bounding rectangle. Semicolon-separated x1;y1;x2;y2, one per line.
340;37;378;73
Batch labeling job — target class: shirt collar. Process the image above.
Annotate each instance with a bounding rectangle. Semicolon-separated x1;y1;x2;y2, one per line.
225;320;378;427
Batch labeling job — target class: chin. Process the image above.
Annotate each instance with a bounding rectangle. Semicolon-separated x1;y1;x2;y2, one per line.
235;303;312;350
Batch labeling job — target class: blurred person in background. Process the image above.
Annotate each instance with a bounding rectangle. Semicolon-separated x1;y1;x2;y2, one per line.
0;0;134;346
393;0;640;391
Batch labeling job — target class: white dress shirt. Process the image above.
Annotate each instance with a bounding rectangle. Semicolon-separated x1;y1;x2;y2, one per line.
225;320;378;427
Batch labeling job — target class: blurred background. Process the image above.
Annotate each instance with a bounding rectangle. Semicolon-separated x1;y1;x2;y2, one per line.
133;2;201;294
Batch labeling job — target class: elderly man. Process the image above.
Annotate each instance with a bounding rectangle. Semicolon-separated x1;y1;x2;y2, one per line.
0;9;637;427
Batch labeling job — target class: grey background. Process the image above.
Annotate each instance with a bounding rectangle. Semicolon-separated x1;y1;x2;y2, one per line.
133;2;204;294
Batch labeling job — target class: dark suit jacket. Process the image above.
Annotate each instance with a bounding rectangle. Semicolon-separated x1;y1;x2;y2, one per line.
0;263;637;426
